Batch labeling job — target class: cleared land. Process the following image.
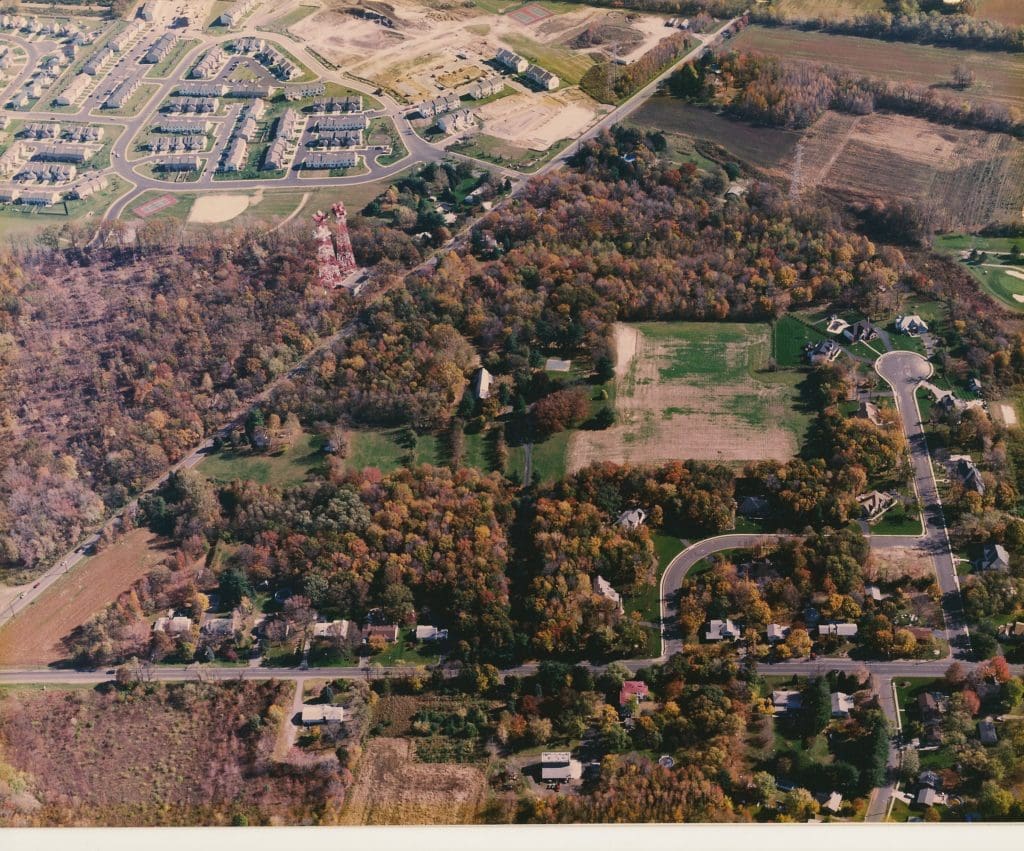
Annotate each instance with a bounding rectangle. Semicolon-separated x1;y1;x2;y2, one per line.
341;737;485;825
732;26;1024;109
476;88;601;150
0;528;171;666
568;321;809;471
187;191;262;223
791;111;1024;231
199;432;326;485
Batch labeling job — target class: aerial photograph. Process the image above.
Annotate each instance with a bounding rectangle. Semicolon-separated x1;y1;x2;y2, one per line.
0;0;1022;834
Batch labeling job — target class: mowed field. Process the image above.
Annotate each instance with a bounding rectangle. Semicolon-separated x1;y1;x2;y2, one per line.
340;738;485;825
0;528;171;665
732;26;1024;109
567;322;810;471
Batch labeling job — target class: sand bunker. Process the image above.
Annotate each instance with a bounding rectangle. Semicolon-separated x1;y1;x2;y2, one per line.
1004;268;1024;281
187;193;256;223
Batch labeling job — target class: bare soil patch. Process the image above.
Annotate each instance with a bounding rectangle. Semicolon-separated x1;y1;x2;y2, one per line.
341;737;485;824
863;546;933;583
0;528;171;665
477;89;599;150
187;192;259;223
568;322;805;471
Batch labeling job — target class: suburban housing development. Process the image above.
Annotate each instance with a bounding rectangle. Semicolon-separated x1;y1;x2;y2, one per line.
1;0;1024;834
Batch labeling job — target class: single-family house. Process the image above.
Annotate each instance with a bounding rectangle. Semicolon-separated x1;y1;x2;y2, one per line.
978;719;998;745
843;320;878;344
301;704;345;725
616;508;646;530
919;770;941;789
968;377;982;394
766;623;789;644
619;680;649;707
706;618;739;642
895;315;928;336
737;495;769;519
857;490;897;521
807;339;842;365
473;366;493;400
772;689;803;714
998;621;1024;641
818;622;858;638
362;623;399;644
312;619;351;640
978;543;1009;573
820;791;843;814
917;787;937;807
414;625;448;642
830;692;854;718
855;401;884;427
154;614;192;635
593;575;623;614
950;455;985;494
540;751;581;783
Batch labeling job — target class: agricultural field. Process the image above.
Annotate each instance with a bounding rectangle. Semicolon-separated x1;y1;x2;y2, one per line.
791;111;1024;231
0;681;328;825
567;321;812;471
0;528;173;666
731;26;1024;110
340;737;486;824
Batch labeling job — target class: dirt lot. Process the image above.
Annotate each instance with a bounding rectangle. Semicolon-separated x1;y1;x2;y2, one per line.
0;528;172;666
568;322;808;471
732;26;1024;110
477;88;601;150
341;737;485;824
792;111;1024;230
863;546;934;583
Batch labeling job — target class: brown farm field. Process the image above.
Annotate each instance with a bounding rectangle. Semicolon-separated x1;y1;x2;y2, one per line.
567;322;811;472
793;111;1024;230
0;528;172;666
0;681;338;826
732;26;1024;109
341;737;486;825
768;0;884;20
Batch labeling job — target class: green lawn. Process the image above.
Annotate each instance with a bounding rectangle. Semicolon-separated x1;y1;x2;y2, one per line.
199;432;326;485
893;676;941;729
93;83;159;118
258;3;318;34
869;508;923;537
0;174;132;243
370;628;441;665
346;428;444;473
772;314;828;368
449;132;574;173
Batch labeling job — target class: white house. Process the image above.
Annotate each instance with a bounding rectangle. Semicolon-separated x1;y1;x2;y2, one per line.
895;314;928;336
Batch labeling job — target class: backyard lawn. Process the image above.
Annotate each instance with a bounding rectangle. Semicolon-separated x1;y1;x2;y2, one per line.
199;432;325;485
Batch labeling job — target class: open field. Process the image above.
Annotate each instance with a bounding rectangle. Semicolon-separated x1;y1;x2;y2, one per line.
0;681;319;825
732;26;1024;110
568;321;810;471
341;737;485;825
629;98;800;178
199;432;326;485
0;528;171;666
977;0;1024;25
187;190;261;223
768;0;883;20
791;111;1024;231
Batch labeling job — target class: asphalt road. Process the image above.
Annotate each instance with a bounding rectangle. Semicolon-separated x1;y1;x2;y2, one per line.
875;350;971;658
